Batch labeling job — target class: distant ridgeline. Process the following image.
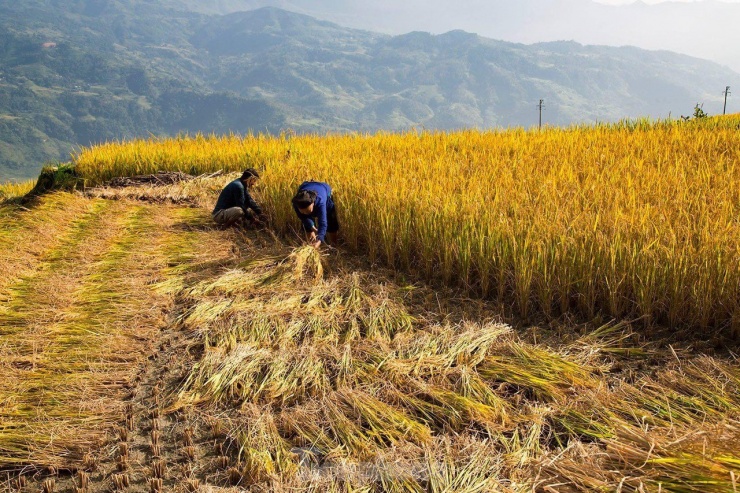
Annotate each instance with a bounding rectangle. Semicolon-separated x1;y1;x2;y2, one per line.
0;1;737;179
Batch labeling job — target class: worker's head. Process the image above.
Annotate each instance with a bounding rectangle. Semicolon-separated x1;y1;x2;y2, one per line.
292;190;316;215
240;168;260;187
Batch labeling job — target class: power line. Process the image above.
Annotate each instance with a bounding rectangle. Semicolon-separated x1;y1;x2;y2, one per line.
723;86;731;115
537;99;545;129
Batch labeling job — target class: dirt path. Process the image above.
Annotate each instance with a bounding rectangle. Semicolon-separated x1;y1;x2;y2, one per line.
102;207;243;493
0;195;241;492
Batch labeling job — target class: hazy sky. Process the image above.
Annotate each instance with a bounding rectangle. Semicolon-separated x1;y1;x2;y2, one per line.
596;0;740;2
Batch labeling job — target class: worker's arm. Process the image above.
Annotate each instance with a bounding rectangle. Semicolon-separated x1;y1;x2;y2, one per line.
244;188;263;216
292;204;315;230
314;202;328;243
236;182;248;214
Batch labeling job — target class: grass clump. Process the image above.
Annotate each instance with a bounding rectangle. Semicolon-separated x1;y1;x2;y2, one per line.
0;180;35;202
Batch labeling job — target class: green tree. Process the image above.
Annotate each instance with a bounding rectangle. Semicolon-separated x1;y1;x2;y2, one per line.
693;103;708;119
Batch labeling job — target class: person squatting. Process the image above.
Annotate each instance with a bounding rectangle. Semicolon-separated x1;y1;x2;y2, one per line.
212;168;266;228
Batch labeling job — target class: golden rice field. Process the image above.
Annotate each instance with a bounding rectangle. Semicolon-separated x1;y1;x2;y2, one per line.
74;116;740;334
0;175;738;492
0;180;34;201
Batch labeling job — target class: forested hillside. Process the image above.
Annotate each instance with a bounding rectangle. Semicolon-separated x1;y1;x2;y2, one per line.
0;1;736;179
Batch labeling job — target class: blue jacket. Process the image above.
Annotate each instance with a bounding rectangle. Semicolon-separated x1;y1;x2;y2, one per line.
213;179;262;216
293;181;332;242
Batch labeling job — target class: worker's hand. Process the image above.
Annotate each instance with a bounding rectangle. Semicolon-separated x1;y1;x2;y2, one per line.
308;230;318;243
311;240;322;249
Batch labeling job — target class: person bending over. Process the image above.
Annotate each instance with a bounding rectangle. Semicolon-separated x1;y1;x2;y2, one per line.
212;168;265;228
291;181;339;248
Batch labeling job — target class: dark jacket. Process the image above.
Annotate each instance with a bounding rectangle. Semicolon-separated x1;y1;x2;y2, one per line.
213;179;262;216
293;181;332;242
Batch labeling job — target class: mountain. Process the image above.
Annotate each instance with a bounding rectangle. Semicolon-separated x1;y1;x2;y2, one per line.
196;9;733;129
0;1;287;180
0;1;737;180
166;0;740;73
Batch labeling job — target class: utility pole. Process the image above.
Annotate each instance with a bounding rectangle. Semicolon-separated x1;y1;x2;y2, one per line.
723;86;731;115
537;99;545;129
